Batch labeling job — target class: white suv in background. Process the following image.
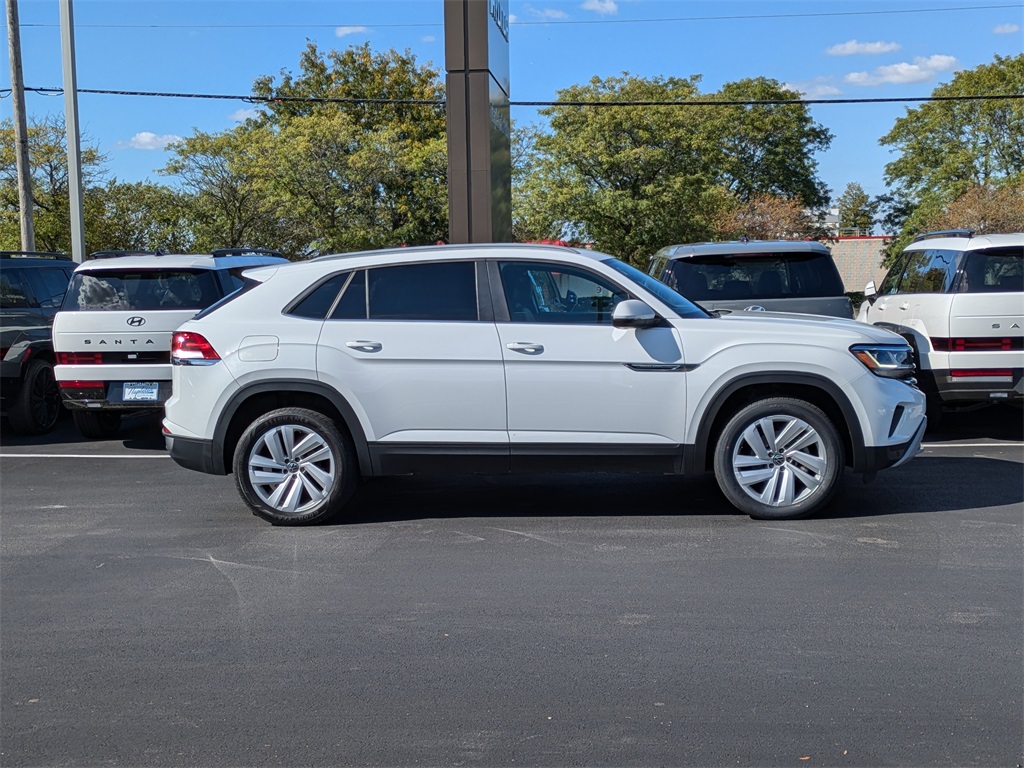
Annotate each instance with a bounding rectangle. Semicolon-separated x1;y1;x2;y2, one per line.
163;243;926;526
857;231;1023;421
53;249;289;438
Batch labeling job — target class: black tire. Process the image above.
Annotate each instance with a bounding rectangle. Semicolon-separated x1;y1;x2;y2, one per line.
233;407;358;526
72;410;122;439
924;396;945;432
6;359;62;435
713;397;845;520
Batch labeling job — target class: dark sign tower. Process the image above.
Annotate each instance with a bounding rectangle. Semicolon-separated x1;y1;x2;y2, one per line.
444;0;512;243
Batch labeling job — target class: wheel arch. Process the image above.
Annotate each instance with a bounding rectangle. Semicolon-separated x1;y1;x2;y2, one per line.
687;372;866;474
213;381;371;476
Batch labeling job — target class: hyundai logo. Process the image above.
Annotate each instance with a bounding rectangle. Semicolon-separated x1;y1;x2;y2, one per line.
126;316;146;327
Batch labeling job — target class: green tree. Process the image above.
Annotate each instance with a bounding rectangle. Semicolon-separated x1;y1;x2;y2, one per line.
881;54;1024;203
516;73;832;267
836;182;877;233
89;180;197;253
0;115;107;252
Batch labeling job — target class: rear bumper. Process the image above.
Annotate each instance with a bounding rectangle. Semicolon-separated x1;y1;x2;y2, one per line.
165;433;225;475
59;380;170;410
920;368;1023;404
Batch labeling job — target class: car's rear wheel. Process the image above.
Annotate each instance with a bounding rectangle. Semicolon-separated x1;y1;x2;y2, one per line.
713;397;844;520
233;408;357;526
72;410;122;439
7;359;62;435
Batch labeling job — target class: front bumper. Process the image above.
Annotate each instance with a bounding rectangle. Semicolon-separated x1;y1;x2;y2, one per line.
863;415;927;474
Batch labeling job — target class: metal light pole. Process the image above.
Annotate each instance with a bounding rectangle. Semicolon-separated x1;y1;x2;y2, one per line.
6;0;35;251
59;0;86;262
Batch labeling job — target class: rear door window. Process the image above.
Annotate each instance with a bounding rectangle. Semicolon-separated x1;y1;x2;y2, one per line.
0;269;31;308
63;270;223;311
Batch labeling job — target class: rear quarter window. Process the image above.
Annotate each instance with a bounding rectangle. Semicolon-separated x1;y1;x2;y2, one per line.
958;246;1023;293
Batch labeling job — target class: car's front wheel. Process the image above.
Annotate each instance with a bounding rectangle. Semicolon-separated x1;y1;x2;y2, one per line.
713;397;845;520
233;408;358;526
7;359;62;435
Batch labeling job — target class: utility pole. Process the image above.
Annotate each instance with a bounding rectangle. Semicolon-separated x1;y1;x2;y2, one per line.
6;0;36;252
59;0;86;262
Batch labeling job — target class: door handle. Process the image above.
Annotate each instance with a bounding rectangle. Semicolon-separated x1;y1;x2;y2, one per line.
899;302;909;310
346;340;382;352
506;341;544;354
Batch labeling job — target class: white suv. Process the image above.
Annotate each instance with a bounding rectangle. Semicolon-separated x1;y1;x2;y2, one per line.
857;231;1023;420
163;244;927;526
53;249;289;438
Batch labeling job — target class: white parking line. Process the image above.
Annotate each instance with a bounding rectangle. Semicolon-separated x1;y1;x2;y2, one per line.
0;453;169;459
922;442;1024;448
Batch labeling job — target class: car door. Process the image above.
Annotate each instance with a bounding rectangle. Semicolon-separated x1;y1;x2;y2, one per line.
492;260;688;473
315;260;509;472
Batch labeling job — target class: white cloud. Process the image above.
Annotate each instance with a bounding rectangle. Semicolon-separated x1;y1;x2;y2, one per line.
509;14;518;23
581;0;617;15
124;132;182;151
844;55;959;86
827;39;901;56
335;25;368;38
993;23;1020;34
533;8;569;19
421;35;436;43
782;78;842;98
228;108;259;122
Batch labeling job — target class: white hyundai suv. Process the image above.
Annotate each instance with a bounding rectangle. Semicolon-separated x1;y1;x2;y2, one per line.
163;243;927;526
857;231;1023;422
53;248;289;438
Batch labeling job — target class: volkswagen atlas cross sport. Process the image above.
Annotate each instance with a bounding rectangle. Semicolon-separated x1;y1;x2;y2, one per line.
857;230;1023;424
163;243;927;526
53;248;289;438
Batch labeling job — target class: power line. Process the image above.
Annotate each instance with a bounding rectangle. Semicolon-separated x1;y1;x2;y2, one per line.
17;4;1024;29
12;86;1024;107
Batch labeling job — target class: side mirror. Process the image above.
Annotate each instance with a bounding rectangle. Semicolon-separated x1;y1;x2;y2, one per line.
863;281;878;300
612;299;659;329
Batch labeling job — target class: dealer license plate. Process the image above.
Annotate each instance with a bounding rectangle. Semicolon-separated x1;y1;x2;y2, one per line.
122;381;160;402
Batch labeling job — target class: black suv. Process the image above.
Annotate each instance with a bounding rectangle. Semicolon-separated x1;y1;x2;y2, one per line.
1;251;76;434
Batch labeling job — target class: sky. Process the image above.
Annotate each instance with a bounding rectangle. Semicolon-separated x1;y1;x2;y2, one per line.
3;0;1023;207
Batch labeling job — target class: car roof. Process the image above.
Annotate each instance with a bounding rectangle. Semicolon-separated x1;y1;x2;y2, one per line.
72;252;290;272
0;251;74;267
659;240;832;259
903;232;1024;251
309;242;612;267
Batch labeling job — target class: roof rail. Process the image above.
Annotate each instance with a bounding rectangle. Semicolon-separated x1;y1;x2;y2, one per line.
912;229;974;243
210;248;285;259
87;250;163;260
0;251;73;261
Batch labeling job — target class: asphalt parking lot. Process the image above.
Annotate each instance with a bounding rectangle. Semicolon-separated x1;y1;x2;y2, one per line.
1;406;1022;767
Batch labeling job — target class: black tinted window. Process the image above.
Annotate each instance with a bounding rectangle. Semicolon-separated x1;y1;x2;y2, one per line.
368;262;477;321
667;252;845;300
330;270;366;319
0;269;31;308
289;273;348;319
33;268;72;308
959;246;1023;293
63;270;224;311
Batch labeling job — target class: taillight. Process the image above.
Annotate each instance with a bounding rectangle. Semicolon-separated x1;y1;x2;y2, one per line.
172;331;221;362
931;337;1020;352
59;380;105;389
57;351;104;365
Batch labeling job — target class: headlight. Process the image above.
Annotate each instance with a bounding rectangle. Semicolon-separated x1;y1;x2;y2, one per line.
850;344;917;379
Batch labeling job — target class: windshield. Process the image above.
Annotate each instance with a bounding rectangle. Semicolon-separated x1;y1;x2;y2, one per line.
62;269;223;311
601;258;710;318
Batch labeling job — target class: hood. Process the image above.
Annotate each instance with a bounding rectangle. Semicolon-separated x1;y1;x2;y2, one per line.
715;309;907;345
